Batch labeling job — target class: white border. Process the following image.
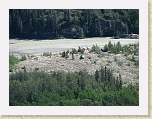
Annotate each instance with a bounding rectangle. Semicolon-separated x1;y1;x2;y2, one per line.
0;0;148;115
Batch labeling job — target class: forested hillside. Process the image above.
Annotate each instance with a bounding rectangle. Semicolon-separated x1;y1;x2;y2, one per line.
9;9;139;39
9;68;139;106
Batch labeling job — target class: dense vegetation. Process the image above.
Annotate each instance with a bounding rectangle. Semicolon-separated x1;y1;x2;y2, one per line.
105;41;139;55
9;67;139;106
9;9;139;39
9;54;26;72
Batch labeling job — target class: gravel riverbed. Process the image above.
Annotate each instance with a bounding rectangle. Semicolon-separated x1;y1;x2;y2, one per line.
9;37;139;85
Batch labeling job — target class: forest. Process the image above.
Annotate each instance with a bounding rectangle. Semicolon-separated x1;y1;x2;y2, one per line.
9;67;139;106
9;9;139;39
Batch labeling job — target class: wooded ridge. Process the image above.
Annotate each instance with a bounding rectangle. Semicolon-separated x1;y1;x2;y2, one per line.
9;9;139;39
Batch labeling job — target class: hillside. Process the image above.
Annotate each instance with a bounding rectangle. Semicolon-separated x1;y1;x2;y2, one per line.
9;9;139;39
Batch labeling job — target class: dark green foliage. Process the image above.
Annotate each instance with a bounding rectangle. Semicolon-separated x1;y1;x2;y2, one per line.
72;48;78;54
78;46;85;54
72;53;74;59
104;41;139;55
43;52;52;56
104;44;108;51
75;26;84;38
20;54;26;61
9;67;139;106
35;67;39;71
62;51;66;57
108;41;113;51
116;41;122;53
90;44;101;54
9;54;20;72
9;54;20;67
62;50;70;58
9;9;139;39
134;60;139;66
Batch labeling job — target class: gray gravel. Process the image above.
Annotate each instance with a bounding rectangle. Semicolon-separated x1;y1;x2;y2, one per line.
9;38;139;85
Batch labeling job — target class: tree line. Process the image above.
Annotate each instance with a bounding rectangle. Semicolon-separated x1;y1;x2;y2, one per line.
9;9;139;39
9;67;139;106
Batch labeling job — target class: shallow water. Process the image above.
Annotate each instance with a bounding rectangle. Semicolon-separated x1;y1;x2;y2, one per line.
9;37;139;58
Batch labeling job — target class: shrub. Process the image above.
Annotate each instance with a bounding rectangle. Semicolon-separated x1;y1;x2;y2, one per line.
20;55;26;61
90;44;101;54
80;48;85;54
104;44;109;51
78;46;81;52
108;41;113;51
72;48;78;54
116;41;122;52
134;60;139;66
35;67;39;71
43;52;52;56
9;54;20;66
78;46;85;54
62;51;66;57
9;54;20;71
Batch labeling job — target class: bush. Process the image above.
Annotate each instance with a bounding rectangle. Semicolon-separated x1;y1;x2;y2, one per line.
104;44;108;51
9;54;20;71
108;41;113;51
134;60;139;66
81;48;85;54
90;44;101;54
62;51;66;57
35;67;39;71
116;41;122;52
43;52;52;56
72;48;78;54
20;55;26;61
103;42;139;55
78;46;85;54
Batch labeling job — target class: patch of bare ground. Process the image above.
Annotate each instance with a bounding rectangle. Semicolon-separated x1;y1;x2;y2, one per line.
11;48;139;86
